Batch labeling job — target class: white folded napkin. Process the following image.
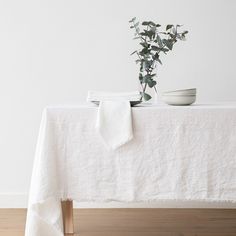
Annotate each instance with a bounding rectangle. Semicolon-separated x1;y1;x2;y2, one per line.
88;91;140;150
96;100;133;150
87;90;141;102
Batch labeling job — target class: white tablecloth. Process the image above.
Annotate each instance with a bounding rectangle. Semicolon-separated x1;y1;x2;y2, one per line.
25;103;236;236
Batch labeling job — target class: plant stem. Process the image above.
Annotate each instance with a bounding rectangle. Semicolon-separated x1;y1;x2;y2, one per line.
143;83;147;94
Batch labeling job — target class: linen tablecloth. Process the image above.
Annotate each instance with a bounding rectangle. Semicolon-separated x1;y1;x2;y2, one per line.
25;103;236;236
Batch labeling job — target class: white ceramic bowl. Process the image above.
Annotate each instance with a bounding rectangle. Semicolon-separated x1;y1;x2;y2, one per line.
163;88;196;96
162;94;196;106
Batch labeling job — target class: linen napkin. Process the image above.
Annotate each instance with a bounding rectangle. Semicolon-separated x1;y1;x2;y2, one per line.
96;100;133;150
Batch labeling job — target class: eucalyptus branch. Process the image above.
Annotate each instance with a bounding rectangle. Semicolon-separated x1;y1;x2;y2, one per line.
129;17;188;101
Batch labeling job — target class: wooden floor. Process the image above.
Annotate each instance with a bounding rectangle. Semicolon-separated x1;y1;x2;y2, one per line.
1;208;236;236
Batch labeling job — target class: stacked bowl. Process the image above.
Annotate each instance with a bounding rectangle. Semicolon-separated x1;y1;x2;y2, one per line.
162;88;196;106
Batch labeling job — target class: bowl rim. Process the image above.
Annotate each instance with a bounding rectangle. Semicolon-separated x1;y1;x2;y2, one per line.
162;94;196;97
163;88;197;94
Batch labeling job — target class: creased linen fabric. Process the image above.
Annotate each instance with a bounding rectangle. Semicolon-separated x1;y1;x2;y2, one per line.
96;101;133;150
25;103;236;236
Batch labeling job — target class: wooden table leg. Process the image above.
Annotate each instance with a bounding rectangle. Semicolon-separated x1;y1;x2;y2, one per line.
61;200;74;235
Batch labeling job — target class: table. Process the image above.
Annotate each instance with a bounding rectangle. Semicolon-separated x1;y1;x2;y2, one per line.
25;103;236;236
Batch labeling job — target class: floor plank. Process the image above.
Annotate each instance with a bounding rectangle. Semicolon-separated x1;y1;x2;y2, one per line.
67;234;236;236
1;208;236;236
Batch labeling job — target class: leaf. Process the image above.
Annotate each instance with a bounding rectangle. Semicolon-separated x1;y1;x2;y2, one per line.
147;79;157;88
143;60;152;70
142;75;157;88
134;22;139;27
153;52;160;60
142;92;152;101
140;42;149;48
155;34;163;47
129;17;136;23
140;47;150;55
142;74;152;83
130;50;137;55
166;24;173;30
133;36;140;40
148;21;156;26
162;39;173;50
156;24;161;27
150;26;156;33
139;73;143;81
142;21;150;26
157;58;162;65
169;33;176;39
160;47;169;53
143;30;155;39
151;45;159;51
142;21;155;27
130;26;134;29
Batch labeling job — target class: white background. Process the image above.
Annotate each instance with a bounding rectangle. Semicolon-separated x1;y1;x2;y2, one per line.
0;0;236;207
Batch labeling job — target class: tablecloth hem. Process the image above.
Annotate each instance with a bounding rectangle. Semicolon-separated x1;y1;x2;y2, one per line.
64;195;236;204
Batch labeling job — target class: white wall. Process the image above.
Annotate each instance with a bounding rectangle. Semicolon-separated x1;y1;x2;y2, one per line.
0;0;236;207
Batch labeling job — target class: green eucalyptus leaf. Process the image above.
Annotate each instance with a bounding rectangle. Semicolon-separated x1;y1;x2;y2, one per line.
147;30;155;39
140;42;149;48
157;58;162;64
162;48;169;53
162;39;173;50
142;21;155;27
169;33;176;39
129;17;136;23
140;47;150;55
143;60;153;70
155;34;163;47
150;26;156;33
147;79;157;88
142;92;152;101
148;21;156;26
142;21;150;26
153;53;160;60
143;74;152;80
153;53;162;64
166;24;173;30
151;45;159;51
139;73;143;81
